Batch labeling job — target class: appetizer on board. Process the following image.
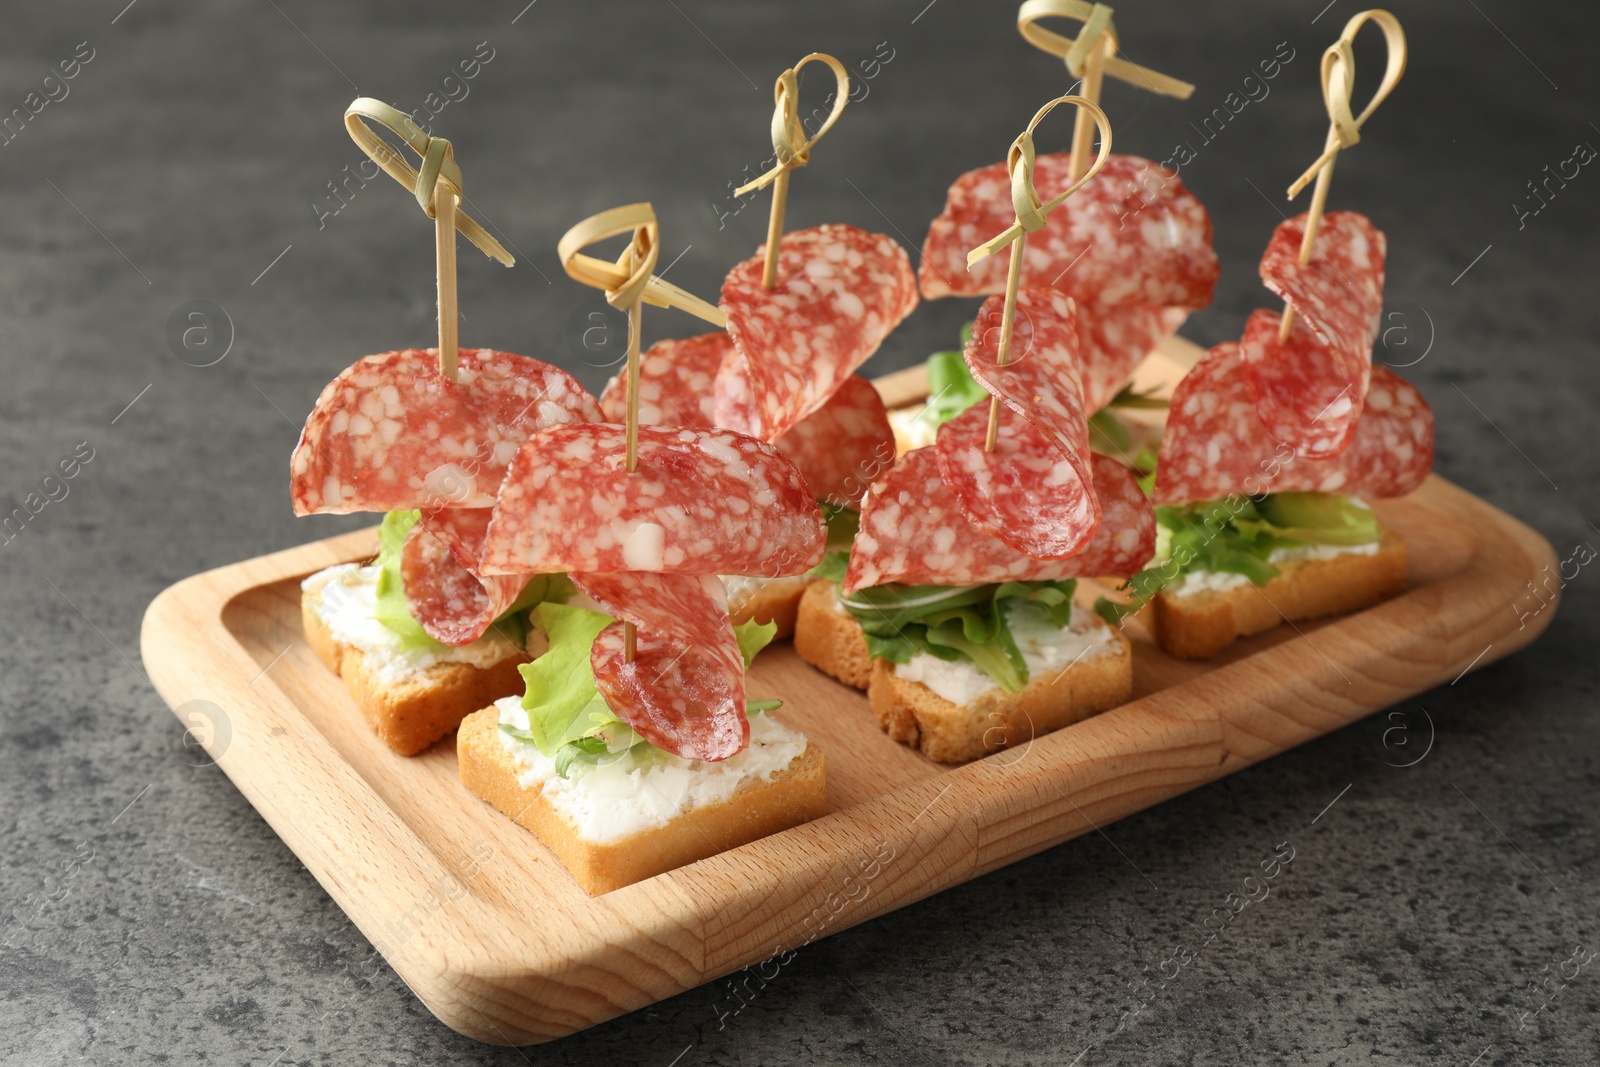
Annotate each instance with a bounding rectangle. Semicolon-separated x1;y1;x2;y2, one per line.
600;55;918;637
916;0;1217;435
294;101;595;755
803;286;1156;763
1100;10;1427;660
457;204;831;895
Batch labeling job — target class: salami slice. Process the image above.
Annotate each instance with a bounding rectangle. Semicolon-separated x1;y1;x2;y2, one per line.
935;288;1097;558
482;424;825;578
711;356;761;438
774;375;896;508
598;332;725;429
1245;211;1386;458
401;510;527;645
919;154;1218;309
574;571;748;762
720;224;918;441
1154;341;1433;505
291;348;602;515
844;448;1154;593
1078;303;1188;413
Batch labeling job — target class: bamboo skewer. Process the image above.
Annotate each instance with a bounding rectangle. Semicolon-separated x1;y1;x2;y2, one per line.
967;96;1113;453
735;53;850;290
1278;9;1407;342
558;204;724;660
1017;0;1193;185
434;181;459;379
344;98;514;381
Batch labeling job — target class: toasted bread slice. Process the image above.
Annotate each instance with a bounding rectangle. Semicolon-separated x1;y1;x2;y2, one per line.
726;574;816;640
302;584;527;756
457;706;828;895
1152;531;1408;660
793;582;874;690
866;615;1133;764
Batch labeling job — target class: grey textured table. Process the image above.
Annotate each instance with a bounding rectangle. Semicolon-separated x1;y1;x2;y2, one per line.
3;1;1596;1063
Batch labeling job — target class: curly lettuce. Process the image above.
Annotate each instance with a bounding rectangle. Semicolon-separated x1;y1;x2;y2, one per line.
1094;493;1382;624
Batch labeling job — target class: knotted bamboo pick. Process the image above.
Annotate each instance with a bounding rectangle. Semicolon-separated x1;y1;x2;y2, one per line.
1278;9;1406;342
967;96;1113;453
558;203;725;659
734;53;850;289
345;98;514;380
1017;0;1193;182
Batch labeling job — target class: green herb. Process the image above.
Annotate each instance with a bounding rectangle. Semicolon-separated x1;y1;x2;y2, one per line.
1088;408;1133;455
838;579;1078;693
809;503;860;580
1094;492;1382;625
1104;383;1170;410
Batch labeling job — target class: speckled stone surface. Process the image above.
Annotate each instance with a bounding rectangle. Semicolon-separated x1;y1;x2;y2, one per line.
1;1;1596;1064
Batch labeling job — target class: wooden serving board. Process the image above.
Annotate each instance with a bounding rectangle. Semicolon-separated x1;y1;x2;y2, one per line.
140;337;1559;1045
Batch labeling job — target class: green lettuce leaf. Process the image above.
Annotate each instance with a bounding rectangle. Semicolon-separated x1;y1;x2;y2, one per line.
516;602;616;755
509;606;782;775
369;510;572;650
371;510;440;649
735;618;779;668
1094;492;1383;625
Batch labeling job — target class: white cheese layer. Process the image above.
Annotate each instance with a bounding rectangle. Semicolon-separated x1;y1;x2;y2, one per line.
892;602;1118;706
301;563;521;685
494;699;809;845
1166;541;1382;597
888;406;938;454
721;573;814;616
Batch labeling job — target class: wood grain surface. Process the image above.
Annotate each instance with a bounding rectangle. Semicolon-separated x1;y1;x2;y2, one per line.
139;337;1560;1044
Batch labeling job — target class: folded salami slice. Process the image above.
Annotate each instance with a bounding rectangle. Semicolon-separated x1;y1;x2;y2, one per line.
400;508;527;646
291;348;601;515
1154;342;1433;505
574;571;748;762
483;424;825;578
773;374;895;508
936;288;1097;558
720;224;918;441
1245;212;1386;458
1078;303;1188;413
598;331;895;506
919;154;1218;309
598;333;725;428
844;448;1154;593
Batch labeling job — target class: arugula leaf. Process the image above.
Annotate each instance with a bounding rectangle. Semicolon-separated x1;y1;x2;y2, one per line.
923;615;1028;692
838;578;1078;693
1088;408;1134;456
747;699;783;714
552;735;609;778
819;501;860;547
810;550;850;583
1104;383;1170;410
